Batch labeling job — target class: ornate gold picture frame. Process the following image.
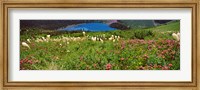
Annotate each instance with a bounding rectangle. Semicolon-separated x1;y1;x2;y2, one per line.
0;0;199;90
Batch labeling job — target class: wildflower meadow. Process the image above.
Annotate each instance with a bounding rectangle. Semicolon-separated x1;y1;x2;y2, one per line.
20;20;180;70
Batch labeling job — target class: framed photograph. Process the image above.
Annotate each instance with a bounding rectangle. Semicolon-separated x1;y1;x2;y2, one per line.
1;0;199;89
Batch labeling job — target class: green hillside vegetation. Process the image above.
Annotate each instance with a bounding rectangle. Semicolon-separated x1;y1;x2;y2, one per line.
119;20;155;29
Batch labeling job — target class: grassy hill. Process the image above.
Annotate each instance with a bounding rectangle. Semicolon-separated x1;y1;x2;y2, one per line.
119;20;155;29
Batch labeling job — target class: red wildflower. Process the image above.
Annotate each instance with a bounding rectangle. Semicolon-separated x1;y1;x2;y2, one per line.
79;56;83;61
148;40;154;44
106;63;112;70
20;60;23;64
143;54;149;60
158;65;162;68
162;50;168;55
153;64;158;68
28;60;33;64
162;66;169;70
158;46;162;49
120;58;125;61
93;64;97;68
171;56;175;60
168;63;173;67
162;56;165;59
148;45;152;50
139;66;145;70
121;41;126;50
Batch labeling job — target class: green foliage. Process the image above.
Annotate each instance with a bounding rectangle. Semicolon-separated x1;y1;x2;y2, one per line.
134;30;154;39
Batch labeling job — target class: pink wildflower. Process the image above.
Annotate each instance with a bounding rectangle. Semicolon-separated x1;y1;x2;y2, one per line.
106;63;112;70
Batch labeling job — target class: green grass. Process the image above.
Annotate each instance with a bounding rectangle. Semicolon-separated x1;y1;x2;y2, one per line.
20;21;180;70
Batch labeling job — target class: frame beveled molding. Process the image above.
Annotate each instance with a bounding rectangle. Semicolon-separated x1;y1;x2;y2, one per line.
0;0;199;89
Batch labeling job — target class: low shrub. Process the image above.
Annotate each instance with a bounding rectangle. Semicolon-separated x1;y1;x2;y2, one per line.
134;30;154;39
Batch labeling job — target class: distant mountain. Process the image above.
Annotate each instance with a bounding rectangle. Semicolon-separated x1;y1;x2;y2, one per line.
20;20;173;30
118;20;155;29
154;20;173;25
109;22;130;30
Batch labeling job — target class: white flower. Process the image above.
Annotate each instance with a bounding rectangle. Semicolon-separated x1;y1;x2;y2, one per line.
91;37;96;41
53;39;61;42
67;42;70;44
82;31;86;36
115;36;118;39
100;38;104;43
59;44;62;46
177;32;180;38
117;36;120;38
67;50;70;53
47;35;50;38
72;37;77;41
46;35;50;40
77;37;81;40
172;33;180;41
96;38;100;41
109;35;115;41
27;39;31;43
113;39;115;42
42;37;47;42
117;36;120;41
108;37;113;41
63;37;69;41
35;38;43;42
22;42;30;49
